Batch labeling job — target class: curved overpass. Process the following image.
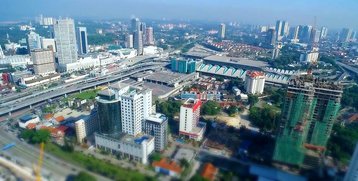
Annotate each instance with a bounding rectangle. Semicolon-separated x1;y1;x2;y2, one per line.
0;62;167;117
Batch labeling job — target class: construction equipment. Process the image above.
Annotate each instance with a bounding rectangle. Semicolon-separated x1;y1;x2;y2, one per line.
35;142;45;181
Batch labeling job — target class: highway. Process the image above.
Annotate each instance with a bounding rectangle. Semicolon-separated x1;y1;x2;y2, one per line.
336;61;358;75
0;127;110;181
0;62;167;117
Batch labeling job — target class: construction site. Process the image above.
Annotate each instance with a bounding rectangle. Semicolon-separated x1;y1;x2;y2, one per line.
273;75;343;169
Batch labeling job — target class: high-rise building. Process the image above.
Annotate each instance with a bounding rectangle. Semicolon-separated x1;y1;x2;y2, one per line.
350;31;357;42
244;71;265;94
275;20;289;41
54;18;78;71
171;58;196;74
339;28;353;42
40;38;56;52
320;27;328;40
292;26;300;41
145;27;154;45
31;49;56;75
273;75;342;166
310;28;321;45
0;46;4;59
300;25;312;43
144;113;168;151
344;143;358;181
131;18;140;33
27;31;42;52
179;98;206;141
125;34;134;48
266;28;276;46
97;89;121;135
76;27;88;54
134;30;143;55
120;86;152;136
75;110;98;143
219;23;226;39
300;49;319;63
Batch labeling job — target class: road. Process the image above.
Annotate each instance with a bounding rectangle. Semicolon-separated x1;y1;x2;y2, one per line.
0;62;167;117
336;61;358;75
0;127;110;181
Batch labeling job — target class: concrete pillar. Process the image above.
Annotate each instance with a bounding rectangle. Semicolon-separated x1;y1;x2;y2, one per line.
8;112;11;116
29;105;32;109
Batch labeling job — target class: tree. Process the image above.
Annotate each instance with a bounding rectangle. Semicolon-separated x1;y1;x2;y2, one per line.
179;158;190;168
201;101;221;115
149;152;162;162
226;106;238;116
21;129;51;144
248;95;259;107
73;171;96;181
190;174;208;181
249;105;279;132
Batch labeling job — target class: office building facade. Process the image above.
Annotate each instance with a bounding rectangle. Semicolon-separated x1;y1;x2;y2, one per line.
75;110;99;143
31;49;56;75
76;27;88;54
97;89;121;135
273;75;342;166
126;34;134;48
54;18;78;71
40;38;56;52
144;113;168;151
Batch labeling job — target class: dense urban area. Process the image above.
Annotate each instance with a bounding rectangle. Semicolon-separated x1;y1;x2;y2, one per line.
0;11;358;181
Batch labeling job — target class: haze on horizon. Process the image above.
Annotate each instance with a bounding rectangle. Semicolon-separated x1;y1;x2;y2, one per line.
1;0;358;29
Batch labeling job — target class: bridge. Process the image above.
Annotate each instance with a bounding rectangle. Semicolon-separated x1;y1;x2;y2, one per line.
0;62;167;117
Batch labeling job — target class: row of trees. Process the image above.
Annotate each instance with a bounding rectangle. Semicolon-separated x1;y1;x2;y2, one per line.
20;129;51;144
201;101;221;115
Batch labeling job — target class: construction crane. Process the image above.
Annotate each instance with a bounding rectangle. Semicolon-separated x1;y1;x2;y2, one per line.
35;142;45;181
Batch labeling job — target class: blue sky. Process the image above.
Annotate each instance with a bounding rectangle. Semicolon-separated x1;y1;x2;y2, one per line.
1;0;357;28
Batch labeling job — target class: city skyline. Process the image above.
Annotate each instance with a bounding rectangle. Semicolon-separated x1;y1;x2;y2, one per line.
1;0;358;29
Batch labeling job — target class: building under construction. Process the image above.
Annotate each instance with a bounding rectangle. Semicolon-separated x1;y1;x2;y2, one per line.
273;74;342;167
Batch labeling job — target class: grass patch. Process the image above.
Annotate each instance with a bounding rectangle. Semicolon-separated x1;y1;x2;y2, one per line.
72;89;99;100
45;143;155;181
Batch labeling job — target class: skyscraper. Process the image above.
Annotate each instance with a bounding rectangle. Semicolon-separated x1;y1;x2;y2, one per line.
31;49;56;75
27;31;42;52
320;27;328;40
41;38;56;52
339;28;353;42
134;30;143;55
266;28;276;46
293;26;300;41
76;27;88;54
0;46;5;59
131;18;140;33
273;75;342;166
310;28;321;45
97;89;121;135
275;20;289;41
300;25;312;43
145;27;154;45
219;23;226;39
126;34;134;48
54;18;78;71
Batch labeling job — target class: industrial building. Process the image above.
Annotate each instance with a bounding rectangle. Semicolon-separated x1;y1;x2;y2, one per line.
273;75;342;167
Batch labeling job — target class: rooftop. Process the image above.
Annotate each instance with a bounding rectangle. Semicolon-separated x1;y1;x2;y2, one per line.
146;113;167;124
201;163;218;181
174;148;195;162
204;55;268;68
96;132;154;146
152;158;182;173
182;98;201;110
246;71;265;78
19;114;37;123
